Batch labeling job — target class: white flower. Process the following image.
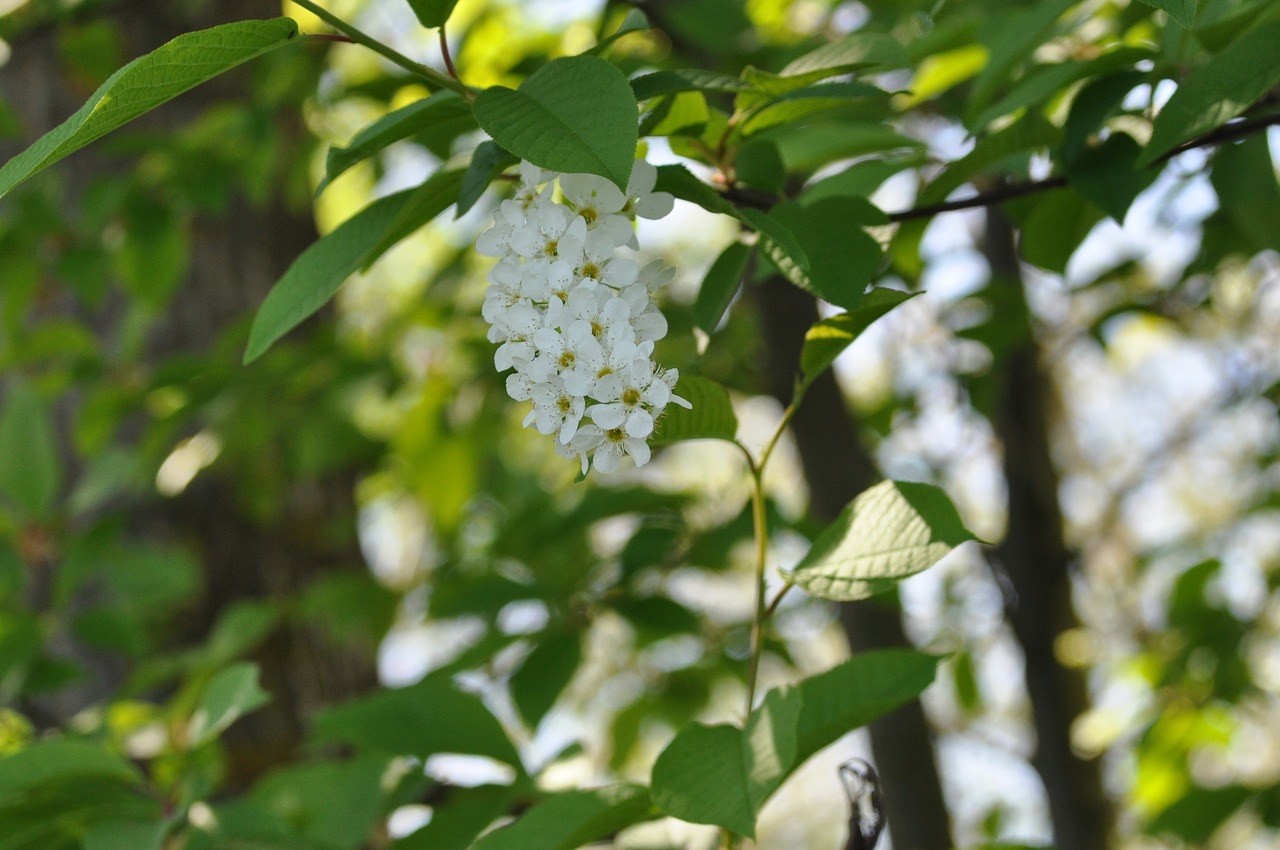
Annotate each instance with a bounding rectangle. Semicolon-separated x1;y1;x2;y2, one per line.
623;161;675;220
589;358;670;439
478;158;689;475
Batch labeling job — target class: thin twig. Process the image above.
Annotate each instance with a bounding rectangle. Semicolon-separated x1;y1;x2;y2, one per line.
439;25;459;81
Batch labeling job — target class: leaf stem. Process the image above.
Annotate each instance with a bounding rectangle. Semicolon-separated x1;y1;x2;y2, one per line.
288;0;473;99
439;24;460;81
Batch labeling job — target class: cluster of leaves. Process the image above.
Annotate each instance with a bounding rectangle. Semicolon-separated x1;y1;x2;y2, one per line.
3;0;1280;848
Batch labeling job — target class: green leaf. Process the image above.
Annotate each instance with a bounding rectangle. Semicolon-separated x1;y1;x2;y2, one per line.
187;662;270;748
0;380;62;519
1138;19;1280;166
473;55;638;190
318;92;472;195
472;785;657;850
694;241;752;334
394;785;517;850
787;480;978;601
738;81;890;137
456;141;517;217
0;18;299;199
1212;134;1280;252
244;189;412;363
651;724;756;837
404;0;461;28
511;632;582;728
360;167;466;268
639;91;710;138
1148;785;1250;843
312;673;522;767
1066;133;1154;222
733;140;785;192
761;199;883;311
797;288;918;395
248;755;391;850
81;820;167;850
779;31;908;80
630;68;747;101
1137;0;1199;28
651;650;940;836
588;8;650;55
651;374;737;446
800;156;923;204
764;122;922;175
0;738;142;800
1017;188;1103;273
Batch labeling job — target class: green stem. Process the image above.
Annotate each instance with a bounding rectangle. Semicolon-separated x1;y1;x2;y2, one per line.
288;0;474;98
742;458;769;719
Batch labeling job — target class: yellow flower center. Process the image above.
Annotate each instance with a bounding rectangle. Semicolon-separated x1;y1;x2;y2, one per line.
606;428;626;443
622;388;641;406
559;351;576;368
579;206;598;224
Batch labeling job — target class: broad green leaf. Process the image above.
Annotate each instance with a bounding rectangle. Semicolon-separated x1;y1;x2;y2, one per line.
473;55;638;191
472;785;657;850
739;81;890;137
360;167;466;268
312;673;522;767
651;374;737;446
901;43;988;106
917;111;1059;205
588;8;650;55
318;92;472;195
1137;0;1199;28
761;199;883;311
1148;784;1250;843
1211;133;1280;253
764;122;922;175
1017;187;1104;273
639;91;710;138
779;31;908;81
650;724;756;837
0;380;62;519
248;754;390;850
0;18;299;199
1066;133;1154;222
244;188;414;363
511;632;582;728
404;0;460;28
456;141;517;217
651;650;940;836
1139;19;1280;166
1061;70;1149;161
82;819;167;850
734;140;785;192
187;662;270;748
694;241;752;334
0;738;142;800
631;69;747;101
787;480;978;601
797;288;919;395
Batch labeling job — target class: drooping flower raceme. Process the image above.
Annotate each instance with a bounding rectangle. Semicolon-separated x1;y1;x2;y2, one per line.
477;160;689;474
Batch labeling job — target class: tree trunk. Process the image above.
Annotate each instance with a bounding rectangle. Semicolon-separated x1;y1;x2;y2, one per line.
984;205;1114;850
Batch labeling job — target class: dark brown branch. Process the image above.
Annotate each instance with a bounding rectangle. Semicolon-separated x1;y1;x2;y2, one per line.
723;111;1280;223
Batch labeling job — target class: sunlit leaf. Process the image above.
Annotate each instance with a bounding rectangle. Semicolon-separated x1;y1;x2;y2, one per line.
797;288;918;395
651;374;737;445
0;18;299;198
187;662;270;748
787;480;978;601
631;68;747;100
404;0;461;28
588;8;650;55
473;55;638;190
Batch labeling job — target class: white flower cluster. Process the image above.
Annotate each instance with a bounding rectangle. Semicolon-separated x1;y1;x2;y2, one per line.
477;159;690;474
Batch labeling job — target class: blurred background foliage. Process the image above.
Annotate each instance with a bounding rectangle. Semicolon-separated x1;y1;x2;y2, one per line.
1;0;1280;849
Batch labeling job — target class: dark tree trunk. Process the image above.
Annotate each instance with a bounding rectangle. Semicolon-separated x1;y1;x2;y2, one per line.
984;205;1114;850
754;275;955;850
